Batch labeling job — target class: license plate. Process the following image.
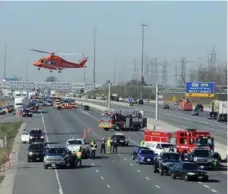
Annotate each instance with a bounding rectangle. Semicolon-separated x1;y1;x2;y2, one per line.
198;176;203;179
147;159;151;162
51;164;55;167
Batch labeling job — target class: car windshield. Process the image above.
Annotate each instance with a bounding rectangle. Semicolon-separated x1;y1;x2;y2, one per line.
113;135;125;140
68;140;82;145
161;144;173;148
193;150;210;157
29;144;44;150
183;163;199;170
140;150;154;155
47;148;66;155
23;109;30;112
196;137;214;146
30;130;42;135
163;153;180;161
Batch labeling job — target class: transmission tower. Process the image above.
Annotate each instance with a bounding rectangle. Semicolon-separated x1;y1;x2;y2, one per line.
154;58;159;84
162;60;168;85
144;54;149;84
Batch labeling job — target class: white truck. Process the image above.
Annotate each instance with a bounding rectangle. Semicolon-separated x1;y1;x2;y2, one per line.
14;97;24;110
13;91;21;98
209;100;227;122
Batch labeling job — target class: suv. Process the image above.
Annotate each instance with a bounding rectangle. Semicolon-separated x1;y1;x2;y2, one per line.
190;148;213;169
111;133;129;146
154;152;181;175
29;129;45;144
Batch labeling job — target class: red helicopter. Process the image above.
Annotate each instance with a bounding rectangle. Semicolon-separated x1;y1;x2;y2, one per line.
31;49;88;73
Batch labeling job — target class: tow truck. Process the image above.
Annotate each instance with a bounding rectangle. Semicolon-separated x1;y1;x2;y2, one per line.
98;109;147;131
143;128;214;156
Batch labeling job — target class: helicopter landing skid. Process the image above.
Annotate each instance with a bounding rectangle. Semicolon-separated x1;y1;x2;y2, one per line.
38;68;40;70
58;70;61;73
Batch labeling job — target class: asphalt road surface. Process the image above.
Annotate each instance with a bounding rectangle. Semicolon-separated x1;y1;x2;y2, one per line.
80;100;227;145
12;107;226;194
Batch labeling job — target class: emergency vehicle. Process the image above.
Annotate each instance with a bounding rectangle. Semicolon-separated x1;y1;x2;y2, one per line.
99;109;147;131
179;98;193;111
144;128;214;155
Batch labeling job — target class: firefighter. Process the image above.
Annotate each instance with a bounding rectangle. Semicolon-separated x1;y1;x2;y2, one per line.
76;147;82;167
90;140;97;159
140;141;145;147
106;137;112;154
112;137;118;154
100;137;106;154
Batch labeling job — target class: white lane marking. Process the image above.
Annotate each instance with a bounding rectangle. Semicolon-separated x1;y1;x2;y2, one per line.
155;185;160;188
211;189;217;193
96;169;99;172
107;184;110;188
145;177;150;180
137;170;141;172
130;163;133;166
124;158;127;160
101;176;104;180
41;113;64;194
203;185;209;188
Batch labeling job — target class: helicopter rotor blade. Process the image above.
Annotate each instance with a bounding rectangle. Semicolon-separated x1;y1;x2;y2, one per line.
30;49;52;54
56;52;82;56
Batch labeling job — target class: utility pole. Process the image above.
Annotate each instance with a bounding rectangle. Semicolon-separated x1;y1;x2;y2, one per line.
83;66;86;86
4;43;7;79
107;80;111;110
180;57;187;85
154;57;158;84
93;28;96;89
140;23;148;99
25;60;28;81
113;57;116;85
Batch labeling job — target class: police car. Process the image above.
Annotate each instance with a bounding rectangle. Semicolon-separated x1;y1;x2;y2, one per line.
111;133;129;146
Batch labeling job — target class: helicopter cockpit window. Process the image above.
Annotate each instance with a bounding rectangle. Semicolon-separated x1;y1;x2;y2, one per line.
51;61;56;66
40;59;44;63
44;61;49;64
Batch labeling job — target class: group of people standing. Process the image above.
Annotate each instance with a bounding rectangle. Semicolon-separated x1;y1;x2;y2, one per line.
100;137;118;154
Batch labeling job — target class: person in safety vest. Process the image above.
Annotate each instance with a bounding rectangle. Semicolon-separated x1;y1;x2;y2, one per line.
140;141;145;147
90;140;97;159
76;147;82;167
106;137;112;154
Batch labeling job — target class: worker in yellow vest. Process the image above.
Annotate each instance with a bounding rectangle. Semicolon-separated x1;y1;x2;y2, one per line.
140;141;145;147
76;147;82;167
106;137;112;154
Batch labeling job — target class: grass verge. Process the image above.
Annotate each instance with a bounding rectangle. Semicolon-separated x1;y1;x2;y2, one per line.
0;122;22;170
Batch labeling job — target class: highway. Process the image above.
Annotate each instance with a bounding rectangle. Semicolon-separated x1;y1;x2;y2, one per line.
12;107;226;194
79;100;227;145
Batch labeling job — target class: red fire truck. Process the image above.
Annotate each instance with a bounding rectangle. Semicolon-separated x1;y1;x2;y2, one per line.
144;129;214;155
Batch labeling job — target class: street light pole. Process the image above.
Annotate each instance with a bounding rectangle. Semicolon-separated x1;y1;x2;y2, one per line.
4;43;7;79
107;80;111;110
155;83;159;120
140;23;148;99
93;28;96;90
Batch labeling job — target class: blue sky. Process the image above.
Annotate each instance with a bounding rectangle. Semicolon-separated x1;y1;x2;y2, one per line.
0;1;226;84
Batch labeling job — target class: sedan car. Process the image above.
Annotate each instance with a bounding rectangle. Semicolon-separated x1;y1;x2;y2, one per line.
132;146;150;160
192;109;199;116
83;105;90;110
22;109;33;117
136;149;156;164
43;147;76;169
164;104;170;109
170;162;209;182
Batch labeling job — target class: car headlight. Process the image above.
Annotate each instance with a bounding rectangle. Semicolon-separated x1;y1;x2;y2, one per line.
29;152;33;155
40;136;44;139
29;136;33;139
194;157;197;162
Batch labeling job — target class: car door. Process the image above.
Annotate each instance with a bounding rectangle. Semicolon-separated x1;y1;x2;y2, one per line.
175;163;183;176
